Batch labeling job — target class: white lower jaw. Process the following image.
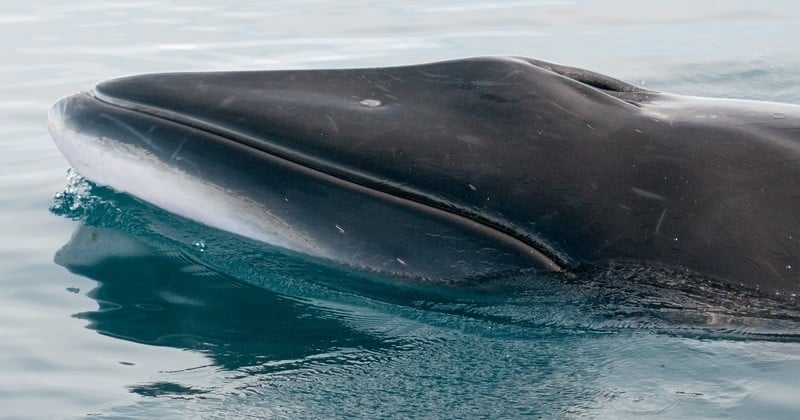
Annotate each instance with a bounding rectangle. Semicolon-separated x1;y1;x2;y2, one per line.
48;115;323;258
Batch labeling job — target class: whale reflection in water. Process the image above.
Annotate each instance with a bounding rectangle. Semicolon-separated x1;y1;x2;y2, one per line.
54;223;390;372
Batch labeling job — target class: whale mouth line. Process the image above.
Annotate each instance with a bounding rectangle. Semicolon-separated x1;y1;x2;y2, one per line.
86;88;568;272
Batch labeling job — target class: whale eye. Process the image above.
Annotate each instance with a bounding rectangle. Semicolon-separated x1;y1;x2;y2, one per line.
359;99;382;107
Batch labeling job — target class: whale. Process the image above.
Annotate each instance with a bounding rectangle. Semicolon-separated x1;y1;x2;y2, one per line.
48;56;800;295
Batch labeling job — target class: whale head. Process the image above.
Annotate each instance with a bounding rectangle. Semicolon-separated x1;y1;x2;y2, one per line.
49;57;800;294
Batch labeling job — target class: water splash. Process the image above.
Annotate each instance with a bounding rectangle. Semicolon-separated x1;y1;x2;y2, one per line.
51;168;99;218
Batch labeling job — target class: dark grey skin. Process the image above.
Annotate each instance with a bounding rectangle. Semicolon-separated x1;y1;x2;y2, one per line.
49;57;800;295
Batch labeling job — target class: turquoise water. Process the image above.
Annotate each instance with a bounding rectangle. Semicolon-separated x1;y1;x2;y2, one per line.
3;1;800;418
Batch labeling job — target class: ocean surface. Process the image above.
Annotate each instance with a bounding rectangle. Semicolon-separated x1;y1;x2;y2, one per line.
2;1;800;418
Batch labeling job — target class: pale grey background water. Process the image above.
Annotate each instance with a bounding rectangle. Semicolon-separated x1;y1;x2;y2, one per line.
2;1;800;418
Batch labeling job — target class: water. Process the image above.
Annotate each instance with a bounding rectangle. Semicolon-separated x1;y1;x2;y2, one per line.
2;1;800;418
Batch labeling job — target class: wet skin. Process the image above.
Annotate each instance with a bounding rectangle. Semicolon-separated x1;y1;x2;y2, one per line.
49;57;800;295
